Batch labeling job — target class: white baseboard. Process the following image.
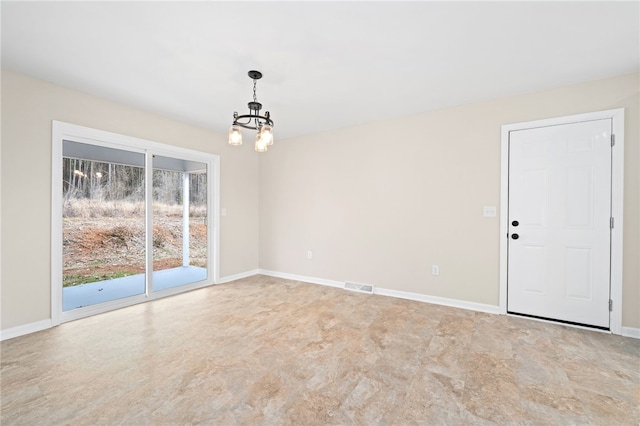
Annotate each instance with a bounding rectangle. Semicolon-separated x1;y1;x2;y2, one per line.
621;326;640;339
258;269;343;288
1;319;52;341
217;269;259;284
375;287;502;315
258;269;501;315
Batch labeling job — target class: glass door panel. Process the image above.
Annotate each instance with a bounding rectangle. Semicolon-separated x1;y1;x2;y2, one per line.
152;155;208;291
62;141;146;311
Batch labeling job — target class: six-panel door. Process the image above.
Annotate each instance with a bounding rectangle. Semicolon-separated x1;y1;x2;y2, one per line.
507;119;612;328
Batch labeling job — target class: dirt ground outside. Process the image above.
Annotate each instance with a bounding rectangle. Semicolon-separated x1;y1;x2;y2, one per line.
63;216;207;287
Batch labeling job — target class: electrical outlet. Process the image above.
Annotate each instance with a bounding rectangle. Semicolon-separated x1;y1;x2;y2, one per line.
307;251;313;259
432;265;439;276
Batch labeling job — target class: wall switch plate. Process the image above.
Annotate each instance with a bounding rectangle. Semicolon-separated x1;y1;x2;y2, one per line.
221;208;227;217
483;206;497;217
432;265;439;276
307;251;313;259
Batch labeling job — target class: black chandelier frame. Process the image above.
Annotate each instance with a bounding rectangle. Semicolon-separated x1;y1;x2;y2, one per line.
232;70;275;131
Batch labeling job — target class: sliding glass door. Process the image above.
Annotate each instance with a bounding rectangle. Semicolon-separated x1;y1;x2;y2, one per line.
53;121;219;323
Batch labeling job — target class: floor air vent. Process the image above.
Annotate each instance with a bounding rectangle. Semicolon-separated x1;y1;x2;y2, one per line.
344;282;374;294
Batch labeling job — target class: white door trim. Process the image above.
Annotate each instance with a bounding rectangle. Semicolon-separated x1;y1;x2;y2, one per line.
499;109;624;334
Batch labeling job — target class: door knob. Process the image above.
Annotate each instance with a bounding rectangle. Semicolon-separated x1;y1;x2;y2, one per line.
511;233;519;240
512;220;519;227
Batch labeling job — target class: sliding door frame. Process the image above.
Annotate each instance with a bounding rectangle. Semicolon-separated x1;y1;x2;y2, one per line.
51;121;220;325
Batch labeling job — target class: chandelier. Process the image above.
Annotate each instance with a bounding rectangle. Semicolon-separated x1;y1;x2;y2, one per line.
228;70;275;152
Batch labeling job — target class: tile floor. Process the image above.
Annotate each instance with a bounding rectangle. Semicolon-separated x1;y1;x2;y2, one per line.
2;275;639;425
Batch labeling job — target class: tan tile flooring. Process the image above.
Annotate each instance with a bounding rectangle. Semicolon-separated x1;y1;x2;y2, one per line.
1;275;639;425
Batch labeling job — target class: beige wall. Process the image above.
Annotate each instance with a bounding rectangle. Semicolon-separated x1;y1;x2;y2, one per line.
1;70;259;330
259;72;640;329
2;70;638;332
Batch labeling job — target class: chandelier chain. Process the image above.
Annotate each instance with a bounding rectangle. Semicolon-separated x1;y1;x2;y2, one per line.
253;80;257;103
253;80;258;127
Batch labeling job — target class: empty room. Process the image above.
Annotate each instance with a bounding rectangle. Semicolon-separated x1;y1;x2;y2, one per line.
1;1;639;424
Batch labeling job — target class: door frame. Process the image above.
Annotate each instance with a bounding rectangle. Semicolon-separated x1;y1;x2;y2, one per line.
51;121;220;325
499;109;624;334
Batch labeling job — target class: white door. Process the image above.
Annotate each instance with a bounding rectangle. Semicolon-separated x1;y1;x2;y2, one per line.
507;119;612;328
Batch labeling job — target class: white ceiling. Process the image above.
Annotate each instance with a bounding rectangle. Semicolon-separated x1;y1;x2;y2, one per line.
2;1;639;140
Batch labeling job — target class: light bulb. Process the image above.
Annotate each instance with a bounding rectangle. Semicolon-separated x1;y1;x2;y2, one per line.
228;125;243;146
258;124;274;146
255;133;268;152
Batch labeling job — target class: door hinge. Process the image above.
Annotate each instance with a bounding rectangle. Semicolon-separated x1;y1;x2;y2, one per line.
611;134;615;147
610;217;614;229
609;299;613;312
